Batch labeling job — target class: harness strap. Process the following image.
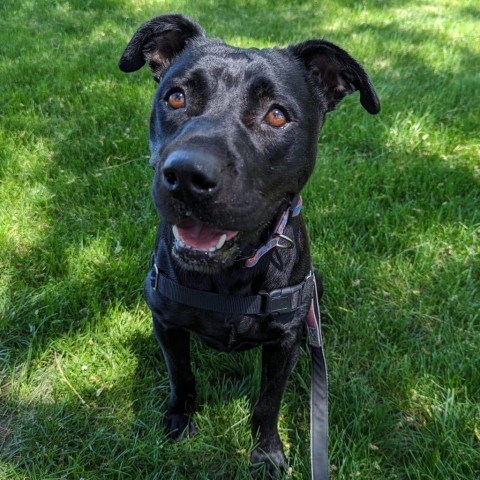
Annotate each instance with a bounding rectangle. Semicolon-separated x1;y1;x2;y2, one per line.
150;263;314;316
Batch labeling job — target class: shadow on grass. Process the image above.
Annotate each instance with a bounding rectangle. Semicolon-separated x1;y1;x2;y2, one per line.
1;0;479;478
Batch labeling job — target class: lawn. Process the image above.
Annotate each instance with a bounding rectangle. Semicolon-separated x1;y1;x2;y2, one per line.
0;0;479;479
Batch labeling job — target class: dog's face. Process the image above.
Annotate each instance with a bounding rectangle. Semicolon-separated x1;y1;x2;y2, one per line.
147;42;321;272
119;15;379;272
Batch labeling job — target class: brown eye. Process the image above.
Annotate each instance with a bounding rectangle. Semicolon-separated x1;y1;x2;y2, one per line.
167;91;185;109
265;107;287;128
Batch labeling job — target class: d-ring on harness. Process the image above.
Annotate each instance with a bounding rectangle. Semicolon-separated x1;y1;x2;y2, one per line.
150;197;329;479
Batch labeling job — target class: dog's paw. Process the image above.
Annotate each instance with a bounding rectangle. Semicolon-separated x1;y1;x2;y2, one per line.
251;448;287;479
163;413;197;441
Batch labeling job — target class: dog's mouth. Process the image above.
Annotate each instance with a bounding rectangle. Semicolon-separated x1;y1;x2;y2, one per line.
173;219;239;252
171;218;240;271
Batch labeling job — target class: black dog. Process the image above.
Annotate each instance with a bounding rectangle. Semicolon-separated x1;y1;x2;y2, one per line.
119;14;379;477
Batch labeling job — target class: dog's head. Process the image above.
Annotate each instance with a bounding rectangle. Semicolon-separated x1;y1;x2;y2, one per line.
119;14;379;273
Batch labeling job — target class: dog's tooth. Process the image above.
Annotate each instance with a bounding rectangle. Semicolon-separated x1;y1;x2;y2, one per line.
172;225;181;242
216;234;227;250
172;225;189;249
208;247;216;252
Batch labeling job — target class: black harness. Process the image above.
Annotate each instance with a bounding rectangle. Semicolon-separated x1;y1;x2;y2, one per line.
149;199;329;479
150;264;316;316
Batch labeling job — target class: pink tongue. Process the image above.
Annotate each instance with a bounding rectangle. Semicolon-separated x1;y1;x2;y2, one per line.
176;219;237;250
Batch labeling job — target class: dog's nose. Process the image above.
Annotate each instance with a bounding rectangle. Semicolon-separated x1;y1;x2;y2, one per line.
161;150;221;199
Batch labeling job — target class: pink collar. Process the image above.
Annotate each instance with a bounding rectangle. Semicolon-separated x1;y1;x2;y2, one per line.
245;195;302;268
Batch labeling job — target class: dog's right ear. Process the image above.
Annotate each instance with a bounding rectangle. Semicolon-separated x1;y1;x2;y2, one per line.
118;14;205;82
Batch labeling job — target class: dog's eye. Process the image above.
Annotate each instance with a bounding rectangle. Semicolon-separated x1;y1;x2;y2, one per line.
265;107;288;128
166;90;186;109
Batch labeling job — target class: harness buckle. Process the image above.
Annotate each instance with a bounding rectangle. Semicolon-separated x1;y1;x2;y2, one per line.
260;284;300;315
259;271;315;315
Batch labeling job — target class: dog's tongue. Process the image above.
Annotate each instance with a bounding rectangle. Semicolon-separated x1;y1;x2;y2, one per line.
173;219;238;251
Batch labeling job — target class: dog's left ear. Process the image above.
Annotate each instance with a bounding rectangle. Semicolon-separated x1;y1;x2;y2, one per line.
289;40;380;114
118;14;206;82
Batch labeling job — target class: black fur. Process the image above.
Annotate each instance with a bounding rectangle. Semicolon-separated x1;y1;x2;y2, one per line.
119;14;379;478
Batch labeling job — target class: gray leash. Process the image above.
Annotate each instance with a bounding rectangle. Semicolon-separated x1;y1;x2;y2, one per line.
308;273;329;480
311;345;329;479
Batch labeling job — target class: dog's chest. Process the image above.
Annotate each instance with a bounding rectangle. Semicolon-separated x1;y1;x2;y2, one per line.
155;298;292;352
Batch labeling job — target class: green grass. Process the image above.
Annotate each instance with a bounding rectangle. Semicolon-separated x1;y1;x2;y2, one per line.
1;0;479;478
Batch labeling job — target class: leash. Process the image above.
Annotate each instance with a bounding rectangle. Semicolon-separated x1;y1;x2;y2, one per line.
308;273;329;480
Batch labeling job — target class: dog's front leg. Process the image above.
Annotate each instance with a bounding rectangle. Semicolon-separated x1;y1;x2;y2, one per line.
153;319;197;440
251;338;301;477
